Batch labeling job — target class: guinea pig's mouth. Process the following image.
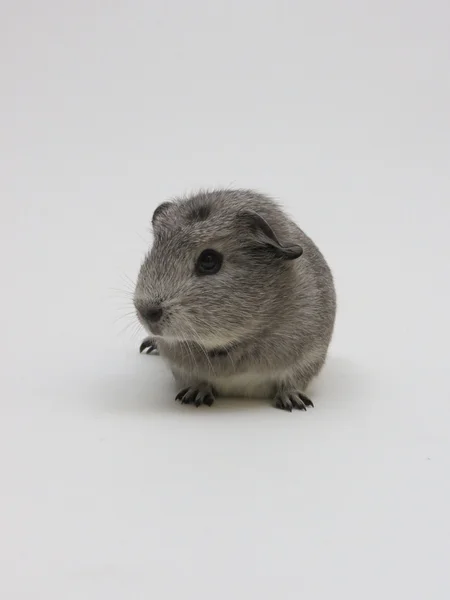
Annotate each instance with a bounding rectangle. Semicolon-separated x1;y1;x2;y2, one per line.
135;310;164;337
147;322;163;336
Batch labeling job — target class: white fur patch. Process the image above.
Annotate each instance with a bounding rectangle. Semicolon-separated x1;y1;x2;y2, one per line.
209;372;274;398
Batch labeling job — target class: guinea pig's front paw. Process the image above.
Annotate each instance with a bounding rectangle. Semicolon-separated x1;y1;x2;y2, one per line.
175;385;216;408
139;337;159;355
274;390;314;412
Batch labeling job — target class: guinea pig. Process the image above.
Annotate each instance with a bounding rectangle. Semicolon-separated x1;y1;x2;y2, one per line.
134;189;336;411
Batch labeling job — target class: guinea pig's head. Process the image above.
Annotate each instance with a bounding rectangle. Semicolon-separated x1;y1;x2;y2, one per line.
134;193;303;349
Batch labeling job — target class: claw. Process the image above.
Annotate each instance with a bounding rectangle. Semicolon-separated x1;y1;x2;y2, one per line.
274;391;314;412
275;397;292;412
139;338;157;354
290;394;307;411
175;387;215;407
298;392;314;408
203;394;214;407
176;388;189;402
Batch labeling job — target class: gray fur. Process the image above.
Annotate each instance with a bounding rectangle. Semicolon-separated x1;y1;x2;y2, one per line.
134;189;336;411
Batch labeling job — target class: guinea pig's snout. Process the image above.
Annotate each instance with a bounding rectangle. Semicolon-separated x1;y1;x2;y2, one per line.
143;306;163;323
135;297;166;334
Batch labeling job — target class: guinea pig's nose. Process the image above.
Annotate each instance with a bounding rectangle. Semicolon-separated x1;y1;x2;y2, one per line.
145;306;163;323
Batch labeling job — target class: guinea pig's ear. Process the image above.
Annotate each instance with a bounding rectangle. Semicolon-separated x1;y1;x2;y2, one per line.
152;201;173;226
237;210;303;260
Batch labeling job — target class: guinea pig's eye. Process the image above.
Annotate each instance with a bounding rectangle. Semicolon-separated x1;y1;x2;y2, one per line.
195;249;223;276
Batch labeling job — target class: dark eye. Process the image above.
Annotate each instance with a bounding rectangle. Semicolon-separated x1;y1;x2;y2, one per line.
196;249;223;276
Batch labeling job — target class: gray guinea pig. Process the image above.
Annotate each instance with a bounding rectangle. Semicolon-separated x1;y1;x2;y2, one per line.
134;189;336;411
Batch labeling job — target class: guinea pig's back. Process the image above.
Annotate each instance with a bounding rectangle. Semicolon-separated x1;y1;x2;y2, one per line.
289;223;337;343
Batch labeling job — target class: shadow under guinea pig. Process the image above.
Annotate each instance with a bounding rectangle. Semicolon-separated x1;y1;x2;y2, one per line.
91;352;362;417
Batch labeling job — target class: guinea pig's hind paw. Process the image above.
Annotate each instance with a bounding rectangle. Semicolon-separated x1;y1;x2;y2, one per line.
274;391;314;412
139;337;158;355
175;386;215;407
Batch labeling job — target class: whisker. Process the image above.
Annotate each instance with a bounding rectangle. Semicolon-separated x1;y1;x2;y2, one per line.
177;329;198;373
116;312;137;326
183;321;216;377
184;316;238;372
120;274;137;293
109;287;134;298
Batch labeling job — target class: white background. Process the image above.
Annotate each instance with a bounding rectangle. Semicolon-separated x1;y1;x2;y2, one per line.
1;1;449;598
